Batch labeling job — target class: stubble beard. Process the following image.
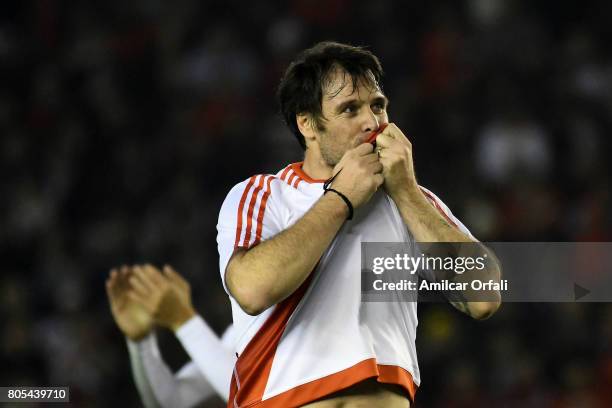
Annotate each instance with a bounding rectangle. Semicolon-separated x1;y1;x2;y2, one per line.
319;131;347;167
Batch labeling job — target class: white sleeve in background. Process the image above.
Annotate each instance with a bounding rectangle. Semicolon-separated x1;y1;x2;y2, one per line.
175;315;236;403
127;335;162;408
127;329;218;408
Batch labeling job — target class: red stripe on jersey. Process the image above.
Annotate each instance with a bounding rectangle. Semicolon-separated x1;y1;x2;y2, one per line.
278;168;302;190
253;177;275;246
255;360;417;407
228;274;315;408
279;166;291;181
234;176;257;248
286;171;297;186
242;175;266;247
292;175;301;188
420;188;459;228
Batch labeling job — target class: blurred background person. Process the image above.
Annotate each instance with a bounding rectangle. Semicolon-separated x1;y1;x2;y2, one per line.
106;265;233;407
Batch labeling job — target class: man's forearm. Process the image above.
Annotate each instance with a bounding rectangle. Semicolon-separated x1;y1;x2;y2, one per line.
126;334;166;408
175;315;232;402
392;188;502;319
392;188;471;243
227;193;349;315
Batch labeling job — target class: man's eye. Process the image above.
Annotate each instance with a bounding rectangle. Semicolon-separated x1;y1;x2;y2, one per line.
372;103;385;113
344;106;356;114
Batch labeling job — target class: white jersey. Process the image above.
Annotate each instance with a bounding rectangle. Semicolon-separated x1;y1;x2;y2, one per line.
217;162;472;407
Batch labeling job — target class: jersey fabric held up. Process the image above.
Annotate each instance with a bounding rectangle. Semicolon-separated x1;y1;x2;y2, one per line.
217;162;473;408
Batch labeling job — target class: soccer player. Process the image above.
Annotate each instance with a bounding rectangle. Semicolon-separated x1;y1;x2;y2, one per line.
217;41;502;407
106;264;234;407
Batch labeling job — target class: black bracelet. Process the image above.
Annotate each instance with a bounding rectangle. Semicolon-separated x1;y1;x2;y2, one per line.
323;170;353;221
324;188;354;220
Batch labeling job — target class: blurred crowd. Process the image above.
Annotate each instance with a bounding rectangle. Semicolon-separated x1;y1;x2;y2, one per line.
1;0;611;406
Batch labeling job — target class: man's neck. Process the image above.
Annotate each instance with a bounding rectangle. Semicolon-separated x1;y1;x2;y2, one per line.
302;148;334;181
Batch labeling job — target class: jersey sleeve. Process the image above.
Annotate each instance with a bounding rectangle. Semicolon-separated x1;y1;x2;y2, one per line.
175;316;235;402
126;319;236;407
418;186;475;240
217;175;283;294
127;333;214;408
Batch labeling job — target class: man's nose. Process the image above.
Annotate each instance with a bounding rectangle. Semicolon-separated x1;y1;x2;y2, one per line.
362;109;380;133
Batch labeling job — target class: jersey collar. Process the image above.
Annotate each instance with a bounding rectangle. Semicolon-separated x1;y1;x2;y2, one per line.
289;162;326;184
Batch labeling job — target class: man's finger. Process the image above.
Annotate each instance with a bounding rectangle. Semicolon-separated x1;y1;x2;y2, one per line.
106;277;127;312
127;290;154;313
133;265;158;292
143;264;165;286
107;270;122;298
115;266;131;290
368;161;383;174
375;133;397;148
373;173;384;187
385;123;406;137
378;155;393;169
105;279;116;301
129;273;153;298
362;152;380;164
354;142;375;156
163;265;187;289
162;265;176;282
108;268;118;285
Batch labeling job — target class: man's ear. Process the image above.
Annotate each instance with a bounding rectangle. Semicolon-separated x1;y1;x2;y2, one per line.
296;114;317;147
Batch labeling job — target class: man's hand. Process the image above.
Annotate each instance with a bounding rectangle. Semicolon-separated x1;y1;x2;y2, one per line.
106;266;154;341
159;265;198;331
375;123;419;200
329;143;384;208
128;264;196;332
375;124;502;319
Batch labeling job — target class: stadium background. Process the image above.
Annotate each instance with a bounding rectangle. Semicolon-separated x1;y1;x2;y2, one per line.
1;0;611;406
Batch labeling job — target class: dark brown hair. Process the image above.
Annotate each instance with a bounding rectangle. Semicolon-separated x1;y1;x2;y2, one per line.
277;41;384;149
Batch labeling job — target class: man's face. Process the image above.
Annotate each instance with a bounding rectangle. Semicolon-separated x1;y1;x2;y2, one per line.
314;68;389;166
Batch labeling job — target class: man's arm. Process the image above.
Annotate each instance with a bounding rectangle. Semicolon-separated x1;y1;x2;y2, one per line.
226;192;348;315
107;267;209;408
126;315;234;407
107;266;231;406
226;143;384;315
376;124;502;319
174;316;234;402
127;333;216;408
128;265;234;401
106;266;159;408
